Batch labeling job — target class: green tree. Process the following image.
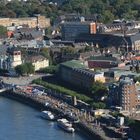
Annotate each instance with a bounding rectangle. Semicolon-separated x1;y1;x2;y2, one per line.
39;65;58;74
92;102;106;109
0;26;7;36
26;63;35;74
61;47;75;54
84;45;93;52
102;10;115;23
15;63;34;76
91;81;108;100
15;64;27;76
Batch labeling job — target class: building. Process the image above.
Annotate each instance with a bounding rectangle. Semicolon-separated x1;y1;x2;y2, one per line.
14;27;44;40
108;83;120;106
0;55;8;70
88;56;125;69
108;77;140;112
0;45;10;70
0;15;50;28
59;60;105;89
76;32;140;51
7;47;22;69
57;14;96;23
25;55;49;71
119;77;139;112
61;21;96;41
104;67;140;82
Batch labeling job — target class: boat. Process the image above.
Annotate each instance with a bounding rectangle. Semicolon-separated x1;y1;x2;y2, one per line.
41;111;55;120
57;118;75;133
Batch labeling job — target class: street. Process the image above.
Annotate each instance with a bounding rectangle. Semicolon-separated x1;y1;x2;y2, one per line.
0;74;46;86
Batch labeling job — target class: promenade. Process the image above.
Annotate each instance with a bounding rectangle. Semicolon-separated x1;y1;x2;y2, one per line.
7;86;122;140
0;75;125;140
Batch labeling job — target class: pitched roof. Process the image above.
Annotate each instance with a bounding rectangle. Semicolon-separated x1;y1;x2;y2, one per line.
25;55;46;63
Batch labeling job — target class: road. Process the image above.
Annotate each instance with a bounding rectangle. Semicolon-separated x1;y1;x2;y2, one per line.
0;74;46;86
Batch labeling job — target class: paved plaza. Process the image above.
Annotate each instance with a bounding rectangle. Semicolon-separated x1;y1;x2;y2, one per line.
0;74;46;86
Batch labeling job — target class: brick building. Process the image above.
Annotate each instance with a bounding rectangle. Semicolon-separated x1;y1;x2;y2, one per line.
87;56;125;69
109;77;140;112
119;77;139;112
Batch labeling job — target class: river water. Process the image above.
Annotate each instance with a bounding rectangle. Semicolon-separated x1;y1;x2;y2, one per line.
0;97;88;140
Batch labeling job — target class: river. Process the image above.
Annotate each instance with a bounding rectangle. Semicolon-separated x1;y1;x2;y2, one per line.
0;97;88;140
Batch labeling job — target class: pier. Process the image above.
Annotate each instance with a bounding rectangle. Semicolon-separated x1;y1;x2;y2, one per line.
0;86;126;140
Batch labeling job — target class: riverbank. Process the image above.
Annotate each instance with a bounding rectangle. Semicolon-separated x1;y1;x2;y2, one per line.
1;90;122;140
0;90;95;140
0;97;87;140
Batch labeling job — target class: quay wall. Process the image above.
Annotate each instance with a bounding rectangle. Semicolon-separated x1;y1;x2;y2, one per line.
0;90;63;115
0;90;119;140
76;122;105;140
0;90;44;110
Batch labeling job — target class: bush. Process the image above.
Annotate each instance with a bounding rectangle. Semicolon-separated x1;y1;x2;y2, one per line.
39;65;58;74
15;63;35;76
91;102;106;109
33;78;92;104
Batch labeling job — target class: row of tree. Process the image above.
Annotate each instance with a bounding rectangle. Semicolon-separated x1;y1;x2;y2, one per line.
1;0;140;24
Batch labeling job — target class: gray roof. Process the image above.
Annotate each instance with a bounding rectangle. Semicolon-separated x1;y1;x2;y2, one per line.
0;45;12;56
73;68;101;78
14;28;43;40
76;32;140;48
119;77;134;85
25;55;46;63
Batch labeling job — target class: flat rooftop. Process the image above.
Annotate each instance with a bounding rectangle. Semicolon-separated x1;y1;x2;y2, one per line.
60;60;87;69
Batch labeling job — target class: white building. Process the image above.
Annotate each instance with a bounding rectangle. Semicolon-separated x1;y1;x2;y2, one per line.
26;55;49;71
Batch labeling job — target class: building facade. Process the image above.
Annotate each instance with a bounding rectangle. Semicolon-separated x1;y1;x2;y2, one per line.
0;15;50;28
108;76;140;112
119;77;138;112
25;55;49;71
59;60;105;89
61;21;96;41
7;48;22;69
0;55;8;70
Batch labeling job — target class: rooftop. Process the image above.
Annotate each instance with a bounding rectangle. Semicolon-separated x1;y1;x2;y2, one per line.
60;60;86;69
89;56;118;62
62;21;94;25
119;77;134;85
25;55;47;63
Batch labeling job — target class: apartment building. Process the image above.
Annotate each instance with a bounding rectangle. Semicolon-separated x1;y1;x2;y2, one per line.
109;77;140;112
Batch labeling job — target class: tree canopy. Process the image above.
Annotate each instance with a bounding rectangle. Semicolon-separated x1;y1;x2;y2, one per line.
1;0;140;24
15;63;35;76
0;26;7;36
91;81;108;100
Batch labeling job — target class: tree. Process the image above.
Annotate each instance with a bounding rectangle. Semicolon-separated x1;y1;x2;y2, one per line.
102;10;115;23
0;0;140;24
91;81;108;100
84;45;92;52
39;65;58;74
26;63;35;74
0;26;7;36
61;47;75;54
15;64;27;76
15;63;35;76
91;102;106;109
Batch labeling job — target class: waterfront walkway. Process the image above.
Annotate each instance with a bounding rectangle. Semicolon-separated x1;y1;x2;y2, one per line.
7;86;122;140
